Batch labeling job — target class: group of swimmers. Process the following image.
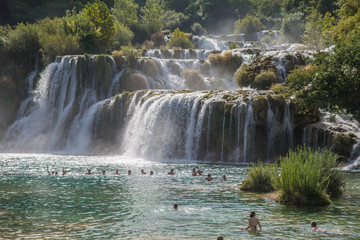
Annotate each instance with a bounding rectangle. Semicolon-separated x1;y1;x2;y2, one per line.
46;166;228;181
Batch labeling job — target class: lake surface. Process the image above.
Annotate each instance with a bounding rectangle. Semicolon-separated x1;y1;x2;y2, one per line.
0;153;359;239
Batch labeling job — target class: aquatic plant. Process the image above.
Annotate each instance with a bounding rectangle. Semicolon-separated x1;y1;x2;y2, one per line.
240;162;276;192
272;146;344;206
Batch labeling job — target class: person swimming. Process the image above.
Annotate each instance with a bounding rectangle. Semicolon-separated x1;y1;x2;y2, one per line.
102;170;106;175
141;169;146;174
62;168;67;175
311;221;323;231
222;175;227;181
197;170;203;176
168;169;175;175
173;203;178;210
150;171;154;175
85;169;92;175
114;169;119;175
244;211;261;231
128;170;131;175
192;168;197;176
205;174;214;181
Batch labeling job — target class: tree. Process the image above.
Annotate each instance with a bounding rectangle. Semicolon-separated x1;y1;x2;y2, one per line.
111;0;138;27
257;0;282;18
161;10;186;31
311;33;360;120
167;28;195;49
281;12;305;43
83;0;116;51
234;15;264;35
140;0;165;35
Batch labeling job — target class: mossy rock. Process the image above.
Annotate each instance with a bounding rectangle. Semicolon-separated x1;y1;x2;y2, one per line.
189;49;197;58
252;96;268;126
173;47;182;59
333;133;357;157
170;61;181;76
139;58;158;78
160;49;171;58
119;69;149;92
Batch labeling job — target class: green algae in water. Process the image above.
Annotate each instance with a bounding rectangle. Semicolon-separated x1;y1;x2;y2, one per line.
0;153;359;239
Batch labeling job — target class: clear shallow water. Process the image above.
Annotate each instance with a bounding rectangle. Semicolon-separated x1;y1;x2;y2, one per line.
0;153;359;239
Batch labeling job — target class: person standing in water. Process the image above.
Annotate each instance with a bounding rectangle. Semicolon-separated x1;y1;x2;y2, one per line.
310;221;323;231
244;211;261;231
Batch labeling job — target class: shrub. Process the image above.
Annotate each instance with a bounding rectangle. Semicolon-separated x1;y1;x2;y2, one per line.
240;162;276;192
285;65;316;91
182;69;206;90
191;23;207;35
162;10;186;31
167;28;195;49
228;42;240;49
150;32;165;48
139;58;158;77
234;15;264;35
40;34;81;63
272;146;344;206
234;64;255;87
252;70;278;90
121;44;142;68
208;51;243;73
120;69;148;92
112;50;124;69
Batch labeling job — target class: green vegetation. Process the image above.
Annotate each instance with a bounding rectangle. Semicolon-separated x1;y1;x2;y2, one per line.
252;70;278;90
182;69;206;90
273;146;344;206
234;15;264;35
167;28;195;49
240;147;345;206
240;162;275;192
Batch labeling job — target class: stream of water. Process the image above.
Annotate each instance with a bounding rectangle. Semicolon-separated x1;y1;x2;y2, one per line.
0;153;359;239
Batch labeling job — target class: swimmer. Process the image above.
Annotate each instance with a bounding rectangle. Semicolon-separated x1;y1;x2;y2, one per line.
114;169;119;175
192;168;197;176
217;236;224;240
173;203;178;210
222;175;227;181
102;170;106;175
244;211;261;231
141;169;146;174
197;170;203;176
205;174;214;181
150;171;154;175
85;169;92;175
55;171;58;176
51;171;55;175
311;221;323;231
62;168;67;175
46;165;51;175
168;169;175;175
128;170;131;175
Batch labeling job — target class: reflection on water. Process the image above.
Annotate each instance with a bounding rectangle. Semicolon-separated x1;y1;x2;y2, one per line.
0;153;359;239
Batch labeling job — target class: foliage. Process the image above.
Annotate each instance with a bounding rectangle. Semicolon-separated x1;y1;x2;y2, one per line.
162;10;186;31
228;42;241;49
285;65;316;91
235;64;255;87
333;10;360;43
121;44;142;67
303;9;335;49
167;28;195;49
208;51;243;73
272;146;344;206
120;69;148;92
111;0;138;27
257;0;282;18
191;23;207;35
252;70;278;90
140;0;165;35
150;32;165;48
113;20;134;49
240;162;276;192
281;12;305;43
4;23;40;63
83;0;116;51
310;34;360;120
112;50;124;69
182;69;206;90
234;15;264;35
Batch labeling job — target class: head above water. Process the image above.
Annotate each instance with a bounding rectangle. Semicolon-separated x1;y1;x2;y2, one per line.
311;221;317;227
250;211;256;217
217;236;224;240
173;203;178;210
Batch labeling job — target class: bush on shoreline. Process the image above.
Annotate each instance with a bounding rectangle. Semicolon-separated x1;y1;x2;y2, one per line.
240;162;275;192
240;146;345;207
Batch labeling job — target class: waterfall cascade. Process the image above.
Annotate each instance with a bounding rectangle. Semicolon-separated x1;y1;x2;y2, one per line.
2;31;359;165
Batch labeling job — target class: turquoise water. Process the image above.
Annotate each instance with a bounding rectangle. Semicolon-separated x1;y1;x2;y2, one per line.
0;153;359;239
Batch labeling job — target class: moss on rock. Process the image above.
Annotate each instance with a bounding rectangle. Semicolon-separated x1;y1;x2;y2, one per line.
119;69;149;92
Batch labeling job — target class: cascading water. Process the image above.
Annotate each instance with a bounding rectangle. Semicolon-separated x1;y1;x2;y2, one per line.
2;32;359;164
